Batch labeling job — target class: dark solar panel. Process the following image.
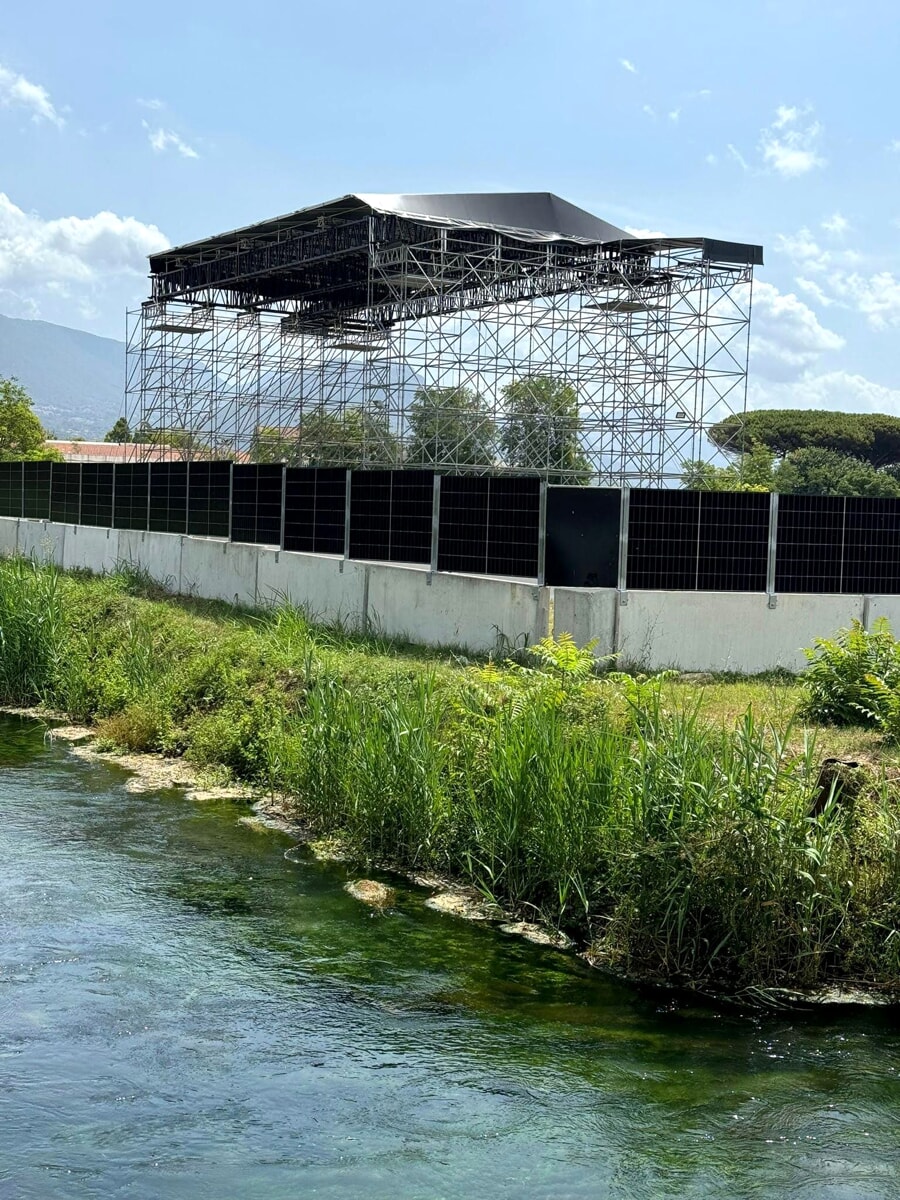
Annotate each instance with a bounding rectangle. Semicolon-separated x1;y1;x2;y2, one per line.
22;462;52;520
149;462;188;534
349;470;392;561
0;462;23;518
387;470;433;565
775;495;844;593
697;491;769;591
545;486;620;587
113;463;150;531
486;476;540;577
437;476;489;574
283;467;347;555
50;463;82;524
626;489;700;590
842;498;900;594
231;464;284;545
187;462;231;538
80;464;114;527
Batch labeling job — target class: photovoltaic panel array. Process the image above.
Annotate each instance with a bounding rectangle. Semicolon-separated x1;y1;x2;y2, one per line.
349;470;433;564
113;463;150;531
80;464;114;527
775;495;844;593
50;463;81;525
283;468;346;555
626;490;769;591
545;486;620;587
437;475;540;578
23;462;51;520
149;463;188;534
187;462;231;538
231;465;284;545
0;462;22;518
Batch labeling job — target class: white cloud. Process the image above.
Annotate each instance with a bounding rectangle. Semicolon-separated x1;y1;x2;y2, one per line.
143;122;198;159
749;280;844;382
624;226;666;239
726;143;749;172
0;63;64;127
0;193;169;325
642;104;656;118
668;108;681;123
705;153;718;165
888;139;900;153
776;226;900;330
137;97;165;111
821;212;849;236
749;370;900;417
620;58;637;73
759;104;825;177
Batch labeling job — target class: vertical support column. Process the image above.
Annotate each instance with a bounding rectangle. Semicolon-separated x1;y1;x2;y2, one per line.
537;479;548;587
184;459;190;535
766;492;779;608
279;464;287;551
146;462;152;532
343;468;352;561
111;463;117;530
227;461;234;542
429;473;441;581
617;486;630;603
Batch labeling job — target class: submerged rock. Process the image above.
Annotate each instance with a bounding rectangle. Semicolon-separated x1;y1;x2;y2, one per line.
498;921;572;949
345;879;395;908
424;891;500;922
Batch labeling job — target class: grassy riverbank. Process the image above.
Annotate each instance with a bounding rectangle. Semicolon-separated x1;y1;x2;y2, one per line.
2;556;899;998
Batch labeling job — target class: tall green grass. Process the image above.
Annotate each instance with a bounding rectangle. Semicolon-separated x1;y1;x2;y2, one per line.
1;556;899;995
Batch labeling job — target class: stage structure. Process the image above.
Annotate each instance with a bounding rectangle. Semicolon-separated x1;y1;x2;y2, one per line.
126;192;763;484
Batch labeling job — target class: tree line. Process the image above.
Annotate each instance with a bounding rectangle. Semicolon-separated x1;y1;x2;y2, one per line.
684;410;900;498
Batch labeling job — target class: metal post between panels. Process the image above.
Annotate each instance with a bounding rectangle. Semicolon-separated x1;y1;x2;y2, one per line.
430;474;441;576
537;479;548;586
279;464;287;550
227;461;234;542
766;492;779;606
343;468;352;561
617;486;630;601
111;463;117;530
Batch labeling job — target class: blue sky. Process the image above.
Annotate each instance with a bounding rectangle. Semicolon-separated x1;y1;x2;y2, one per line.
2;0;900;414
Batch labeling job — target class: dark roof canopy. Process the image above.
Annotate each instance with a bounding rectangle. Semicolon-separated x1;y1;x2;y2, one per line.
153;192;632;267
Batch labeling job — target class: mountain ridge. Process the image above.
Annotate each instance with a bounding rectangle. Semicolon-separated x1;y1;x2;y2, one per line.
0;313;126;439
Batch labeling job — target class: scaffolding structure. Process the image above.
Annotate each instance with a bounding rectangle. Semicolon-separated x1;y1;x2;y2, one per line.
125;194;762;483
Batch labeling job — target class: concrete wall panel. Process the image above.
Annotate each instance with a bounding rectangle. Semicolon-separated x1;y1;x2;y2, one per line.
180;537;258;607
552;588;617;658
0;517;18;558
18;519;66;565
256;548;367;627
62;524;121;575
116;529;183;590
366;564;543;652
618;591;865;674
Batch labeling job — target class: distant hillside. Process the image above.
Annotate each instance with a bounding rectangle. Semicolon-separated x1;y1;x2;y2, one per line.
0;314;126;439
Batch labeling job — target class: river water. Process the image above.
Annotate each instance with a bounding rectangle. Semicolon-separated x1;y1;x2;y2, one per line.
1;714;899;1199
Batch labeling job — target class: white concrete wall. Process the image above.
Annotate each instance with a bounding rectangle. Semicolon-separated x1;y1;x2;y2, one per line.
256;547;367;628
617;590;865;673
63;524;120;574
366;562;543;652
2;515;895;672
551;587;617;657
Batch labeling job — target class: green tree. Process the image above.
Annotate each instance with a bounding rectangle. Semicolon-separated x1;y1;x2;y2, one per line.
681;443;775;491
104;417;133;443
708;409;900;467
0;377;61;462
500;375;592;483
773;447;900;498
406;385;496;469
251;405;398;468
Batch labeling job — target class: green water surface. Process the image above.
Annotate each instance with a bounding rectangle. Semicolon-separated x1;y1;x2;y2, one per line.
1;714;898;1199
